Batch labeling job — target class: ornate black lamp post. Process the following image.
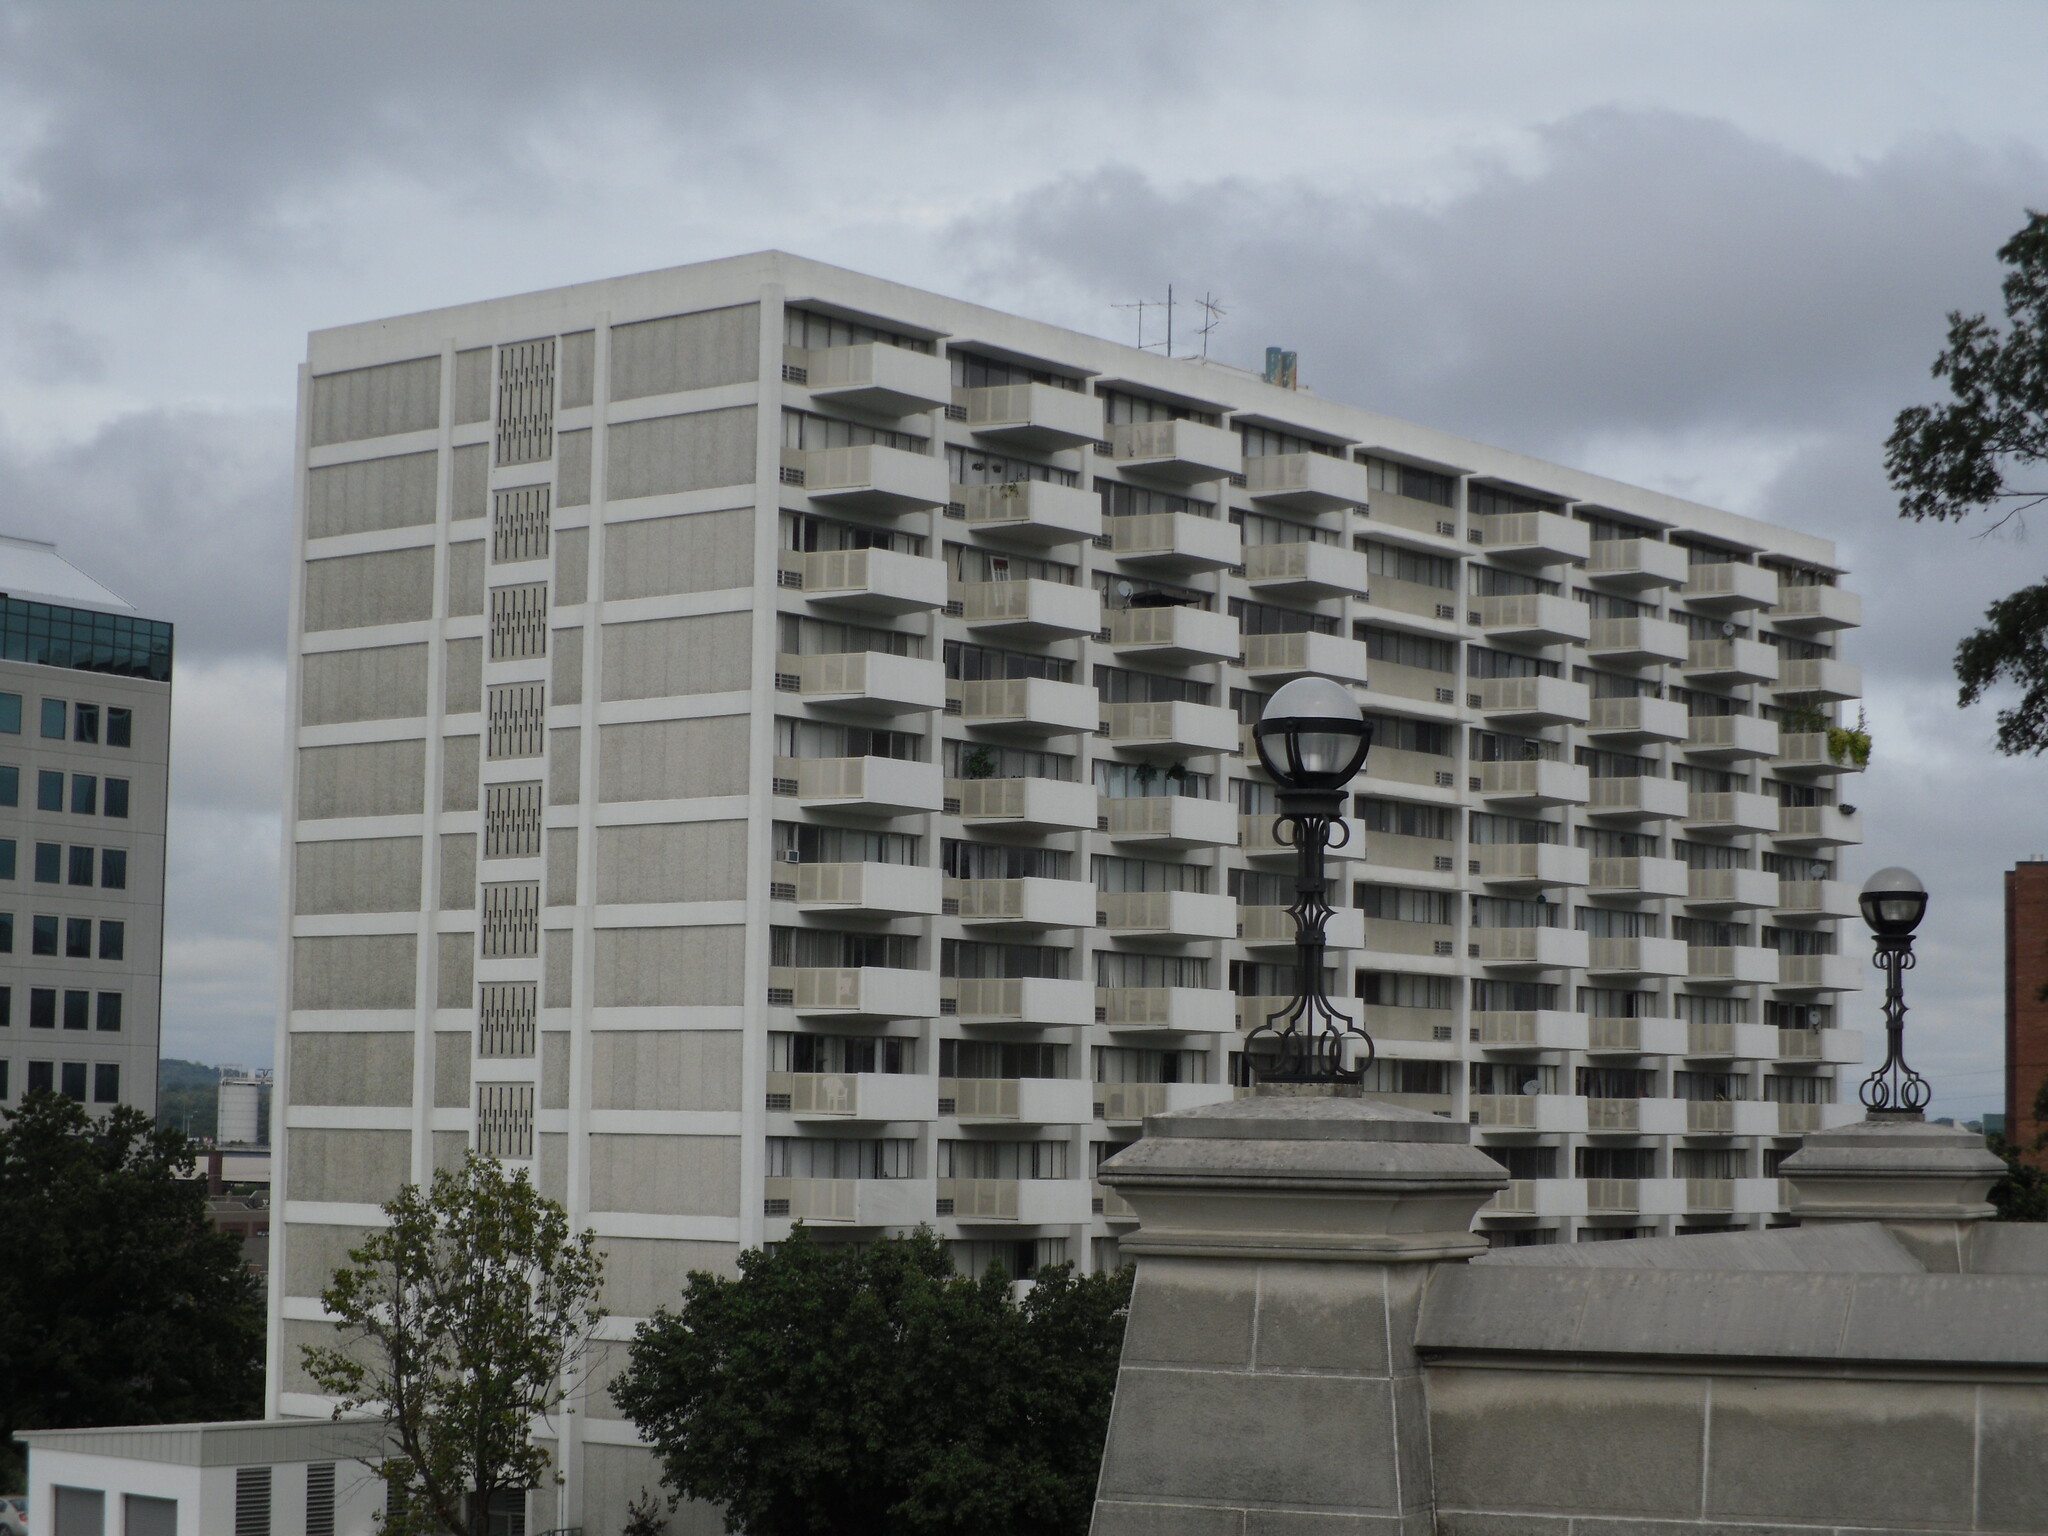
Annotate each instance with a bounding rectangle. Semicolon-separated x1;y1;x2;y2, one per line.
1245;677;1375;1085
1858;865;1931;1116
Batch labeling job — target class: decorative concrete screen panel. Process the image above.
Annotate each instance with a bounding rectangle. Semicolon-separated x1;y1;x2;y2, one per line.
289;1032;415;1108
308;355;440;446
602;508;755;600
592;925;745;1007
303;547;435;632
606;407;757;502
298;740;426;820
599;611;750;701
300;644;430;726
293;836;423;916
594;820;746;904
306;450;438;539
598;715;750;801
608;305;760;400
291;934;417;1011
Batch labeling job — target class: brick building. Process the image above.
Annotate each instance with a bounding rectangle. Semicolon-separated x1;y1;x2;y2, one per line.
2005;857;2048;1154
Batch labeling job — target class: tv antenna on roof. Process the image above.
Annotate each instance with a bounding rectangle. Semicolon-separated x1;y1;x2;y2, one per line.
1192;292;1226;359
1113;285;1184;355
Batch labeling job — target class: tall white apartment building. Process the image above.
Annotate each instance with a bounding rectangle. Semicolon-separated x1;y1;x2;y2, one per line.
275;253;1864;1529
0;536;171;1120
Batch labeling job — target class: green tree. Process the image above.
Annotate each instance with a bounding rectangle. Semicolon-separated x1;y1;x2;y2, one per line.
0;1091;262;1478
1887;209;2048;752
301;1154;605;1536
611;1227;1132;1536
1986;1132;2048;1220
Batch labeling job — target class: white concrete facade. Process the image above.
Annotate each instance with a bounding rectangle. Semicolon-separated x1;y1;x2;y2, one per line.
274;251;1863;1532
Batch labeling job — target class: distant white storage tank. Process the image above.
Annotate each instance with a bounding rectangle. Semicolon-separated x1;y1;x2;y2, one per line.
217;1069;270;1147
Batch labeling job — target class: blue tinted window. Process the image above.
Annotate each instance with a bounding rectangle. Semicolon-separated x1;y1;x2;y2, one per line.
1;599;171;683
39;699;64;738
0;766;16;806
96;992;121;1032
32;844;58;883
31;914;56;955
99;920;124;961
93;1062;118;1102
104;779;129;818
27;1060;52;1090
0;840;13;880
100;848;125;889
0;914;12;952
62;989;88;1030
70;775;96;815
65;918;90;958
67;847;93;886
107;707;131;747
29;989;54;1029
60;1060;85;1098
0;693;19;733
72;704;97;744
36;771;61;811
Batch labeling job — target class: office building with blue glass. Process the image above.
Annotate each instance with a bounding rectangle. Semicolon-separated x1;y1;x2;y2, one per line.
0;535;171;1116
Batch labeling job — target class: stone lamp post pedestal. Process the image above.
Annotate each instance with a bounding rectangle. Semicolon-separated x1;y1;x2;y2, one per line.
1779;1111;2010;1269
1089;1087;1508;1535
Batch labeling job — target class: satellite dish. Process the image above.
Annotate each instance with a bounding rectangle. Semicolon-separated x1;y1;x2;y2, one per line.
1521;1078;1542;1096
1116;580;1135;607
1720;621;1737;637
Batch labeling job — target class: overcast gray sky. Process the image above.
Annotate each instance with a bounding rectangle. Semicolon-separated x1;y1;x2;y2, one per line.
2;0;2043;1117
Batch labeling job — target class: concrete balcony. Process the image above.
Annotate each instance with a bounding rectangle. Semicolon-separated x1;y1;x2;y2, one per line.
1776;953;1863;993
1775;879;1859;921
1470;1093;1587;1134
1585;1097;1687;1135
1683;1178;1736;1214
1472;511;1589;566
1485;1179;1582;1219
1106;418;1243;482
775;651;945;715
1476;759;1589;808
1472;1010;1588;1052
947;876;1096;929
766;1070;937;1123
1473;927;1589;970
1685;946;1779;986
1585;695;1689;743
1680;561;1777;610
948;976;1096;1028
1680;1100;1780;1138
1684;867;1780;911
939;1177;1095;1226
1684;638;1779;686
1474;842;1589;890
1586;936;1691;980
1770;584;1861;631
1586;537;1690;588
1775;1026;1862;1064
1684;714;1779;759
1105;603;1240;664
1684;791;1781;835
1242;813;1368;861
954;676;1099;736
798;342;951;416
769;966;939;1020
1677;1020;1778;1060
938;1076;1095;1125
1102;794;1239;848
773;755;944;816
956;382;1102;450
1097;889;1239;941
1587;616;1687;665
1584;1178;1642;1214
1239;905;1366;949
790;861;944;917
763;1176;934;1227
782;445;948;513
1587;856;1690;900
1476;675;1590;727
953;479;1102;546
1776;733;1866;775
1585;775;1689;821
1775;1101;1827;1135
1244;451;1370;510
1101;699;1240;757
1095;1181;1139;1221
1478;594;1591;647
1772;658;1862;702
1106;510;1242;572
1586;1015;1689;1055
948;775;1098;833
1242;539;1371;599
1776;804;1863;847
955;579;1101;640
791;547;948;614
1097;986;1236;1034
1241;630;1371;684
1095;1080;1235;1125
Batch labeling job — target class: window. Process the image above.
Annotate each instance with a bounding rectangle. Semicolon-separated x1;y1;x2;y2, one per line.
37;770;62;811
0;765;15;805
940;1038;1067;1080
65;918;91;958
1358;971;1455;1009
1360;540;1456;589
945;443;1079;487
941;940;1070;980
942;840;1069;880
71;775;97;815
1092;854;1208;893
100;849;126;889
785;306;932;354
1354;884;1455;924
92;1062;119;1103
29;988;54;1028
63;989;88;1029
764;1136;916;1179
1356;624;1456;674
96;993;121;1032
106;706;132;748
99;920;125;961
0;1061;6;1097
0;840;12;880
28;1060;53;1092
1094;950;1209;989
52;1485;106;1535
33;843;59;882
0;914;10;953
39;699;65;739
32;914;57;955
768;925;916;970
59;1060;86;1100
125;1495;178;1536
103;778;129;818
937;1138;1070;1180
768;1032;912;1074
73;703;99;744
780;408;927;454
68;846;94;886
0;693;18;734
0;986;8;1025
1362;456;1456;507
1472;979;1559;1011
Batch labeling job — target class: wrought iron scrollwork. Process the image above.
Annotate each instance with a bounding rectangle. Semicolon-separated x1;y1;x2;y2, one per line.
1240;797;1374;1085
1859;935;1929;1114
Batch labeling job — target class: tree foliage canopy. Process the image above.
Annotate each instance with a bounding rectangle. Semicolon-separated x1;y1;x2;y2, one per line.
0;1091;262;1463
1887;209;2048;753
301;1153;605;1536
611;1227;1132;1536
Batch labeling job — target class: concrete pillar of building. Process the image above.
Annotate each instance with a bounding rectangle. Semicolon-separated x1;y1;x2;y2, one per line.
1088;1086;1509;1536
1780;1111;2010;1270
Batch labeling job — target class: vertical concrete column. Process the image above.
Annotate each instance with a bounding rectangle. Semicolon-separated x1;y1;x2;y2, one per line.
1780;1111;2008;1270
1090;1087;1507;1535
